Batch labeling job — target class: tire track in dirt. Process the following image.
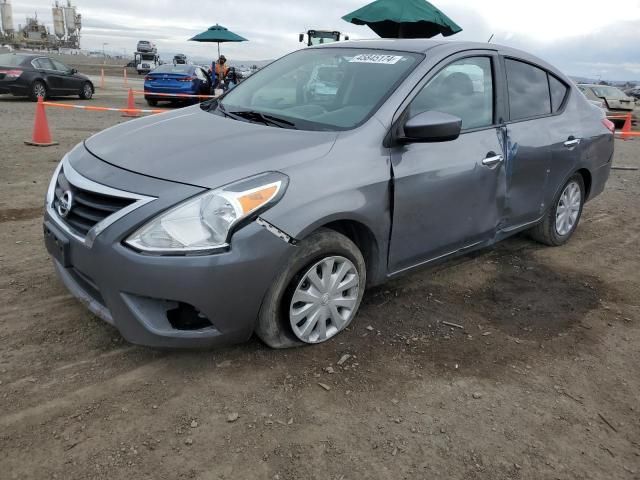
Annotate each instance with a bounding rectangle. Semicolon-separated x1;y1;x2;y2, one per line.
0;206;43;223
0;358;168;429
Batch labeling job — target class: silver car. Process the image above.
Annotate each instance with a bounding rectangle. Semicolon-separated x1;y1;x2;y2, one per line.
43;40;614;349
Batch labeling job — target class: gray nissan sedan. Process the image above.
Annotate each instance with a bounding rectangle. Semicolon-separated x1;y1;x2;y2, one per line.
44;40;614;349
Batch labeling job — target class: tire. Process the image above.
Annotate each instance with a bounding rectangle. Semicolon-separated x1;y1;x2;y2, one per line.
30;80;47;101
529;173;585;246
255;228;366;349
79;82;93;100
146;98;157;107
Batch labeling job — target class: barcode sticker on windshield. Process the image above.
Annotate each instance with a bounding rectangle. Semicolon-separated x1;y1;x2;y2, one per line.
349;54;404;65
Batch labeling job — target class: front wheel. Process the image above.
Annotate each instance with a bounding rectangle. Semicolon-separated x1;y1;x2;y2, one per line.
255;229;366;349
146;98;157;107
79;82;93;99
529;174;585;246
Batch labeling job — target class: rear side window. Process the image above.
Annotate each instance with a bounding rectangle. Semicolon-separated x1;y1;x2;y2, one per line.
505;59;551;120
549;75;568;112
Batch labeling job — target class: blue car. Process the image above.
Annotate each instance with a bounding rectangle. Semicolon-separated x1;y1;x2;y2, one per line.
144;64;212;106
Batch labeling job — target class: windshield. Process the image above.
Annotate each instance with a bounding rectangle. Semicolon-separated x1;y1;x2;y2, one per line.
211;48;422;131
309;31;340;46
592;86;628;99
0;54;27;67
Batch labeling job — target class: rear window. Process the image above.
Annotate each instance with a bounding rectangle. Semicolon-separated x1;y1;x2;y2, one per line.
0;54;27;67
549;75;568;112
592;86;627;99
152;65;192;74
505;59;551;120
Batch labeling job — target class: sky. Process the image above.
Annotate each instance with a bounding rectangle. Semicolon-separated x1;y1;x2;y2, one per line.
6;0;640;80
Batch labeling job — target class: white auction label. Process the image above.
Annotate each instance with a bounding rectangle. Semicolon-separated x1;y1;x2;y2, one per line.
349;54;404;65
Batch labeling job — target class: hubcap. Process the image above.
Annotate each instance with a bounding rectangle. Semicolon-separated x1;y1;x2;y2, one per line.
289;256;360;344
84;85;92;97
555;181;581;236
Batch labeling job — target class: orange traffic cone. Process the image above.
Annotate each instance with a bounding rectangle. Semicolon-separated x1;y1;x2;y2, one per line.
123;67;128;86
100;68;105;89
122;88;139;117
24;97;58;147
621;112;632;141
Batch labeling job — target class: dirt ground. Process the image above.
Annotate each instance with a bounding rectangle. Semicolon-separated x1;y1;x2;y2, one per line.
1;81;639;480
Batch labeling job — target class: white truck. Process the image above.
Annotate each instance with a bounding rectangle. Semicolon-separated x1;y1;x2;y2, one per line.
134;51;160;75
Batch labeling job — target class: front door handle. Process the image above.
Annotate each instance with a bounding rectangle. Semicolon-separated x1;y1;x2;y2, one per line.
482;153;504;167
564;137;581;148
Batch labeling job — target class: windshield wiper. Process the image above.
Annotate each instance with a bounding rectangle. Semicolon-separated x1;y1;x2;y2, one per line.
229;110;298;129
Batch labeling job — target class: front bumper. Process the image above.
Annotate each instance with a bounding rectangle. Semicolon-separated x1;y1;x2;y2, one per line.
43;149;295;348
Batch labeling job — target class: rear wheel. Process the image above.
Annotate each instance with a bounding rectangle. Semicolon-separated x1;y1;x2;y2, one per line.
79;82;93;100
146;98;158;107
255;229;366;349
529;174;585;246
30;80;47;101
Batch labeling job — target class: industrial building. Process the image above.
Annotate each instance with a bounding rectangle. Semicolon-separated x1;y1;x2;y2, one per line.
0;0;82;51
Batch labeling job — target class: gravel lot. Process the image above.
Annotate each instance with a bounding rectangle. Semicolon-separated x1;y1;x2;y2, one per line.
1;81;639;480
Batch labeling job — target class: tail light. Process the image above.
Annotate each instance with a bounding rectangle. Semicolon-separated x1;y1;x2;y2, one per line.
178;76;196;82
144;75;153;81
602;118;615;134
0;69;23;79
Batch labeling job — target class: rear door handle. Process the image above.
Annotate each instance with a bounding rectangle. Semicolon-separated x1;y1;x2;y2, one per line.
564;138;581;148
482;154;504;167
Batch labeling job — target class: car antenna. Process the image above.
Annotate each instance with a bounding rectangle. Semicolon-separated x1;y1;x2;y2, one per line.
487;34;494;43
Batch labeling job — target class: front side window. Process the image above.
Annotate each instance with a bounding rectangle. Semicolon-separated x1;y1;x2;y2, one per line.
51;59;69;72
505;59;551;120
408;56;494;130
216;48;422;131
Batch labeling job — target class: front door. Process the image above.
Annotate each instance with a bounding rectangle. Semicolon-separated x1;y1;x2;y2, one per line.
51;59;82;94
389;54;506;274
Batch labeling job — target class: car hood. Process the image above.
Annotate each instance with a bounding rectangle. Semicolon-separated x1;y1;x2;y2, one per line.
84;105;338;189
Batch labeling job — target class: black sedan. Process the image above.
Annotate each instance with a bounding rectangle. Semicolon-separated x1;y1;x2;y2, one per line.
0;53;94;101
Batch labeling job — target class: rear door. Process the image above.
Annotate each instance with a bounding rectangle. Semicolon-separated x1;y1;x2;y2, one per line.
501;57;554;230
388;52;507;274
33;57;65;94
194;67;210;94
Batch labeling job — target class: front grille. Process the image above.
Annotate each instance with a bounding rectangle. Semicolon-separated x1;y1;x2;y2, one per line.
53;169;136;237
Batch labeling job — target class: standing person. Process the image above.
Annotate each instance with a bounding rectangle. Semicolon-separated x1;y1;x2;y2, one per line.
212;55;229;90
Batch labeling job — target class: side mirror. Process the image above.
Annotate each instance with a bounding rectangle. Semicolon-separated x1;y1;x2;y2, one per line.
299;33;304;43
70;68;77;74
400;111;462;143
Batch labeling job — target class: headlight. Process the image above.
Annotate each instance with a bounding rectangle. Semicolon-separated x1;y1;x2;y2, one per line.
125;172;287;254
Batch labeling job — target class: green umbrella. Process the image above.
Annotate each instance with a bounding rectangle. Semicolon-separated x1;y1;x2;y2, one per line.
188;24;248;58
342;0;462;39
